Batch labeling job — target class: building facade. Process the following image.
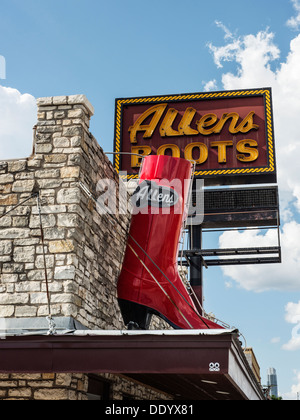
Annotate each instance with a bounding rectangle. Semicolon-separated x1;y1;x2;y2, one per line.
267;368;278;398
244;348;261;384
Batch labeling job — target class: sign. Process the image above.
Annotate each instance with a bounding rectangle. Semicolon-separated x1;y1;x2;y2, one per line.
114;88;276;185
131;180;179;210
199;186;279;228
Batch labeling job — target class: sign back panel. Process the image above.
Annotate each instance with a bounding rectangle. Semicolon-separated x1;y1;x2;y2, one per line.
114;88;276;185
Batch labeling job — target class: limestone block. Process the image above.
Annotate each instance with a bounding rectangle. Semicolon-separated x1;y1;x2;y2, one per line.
0;228;30;239
60;166;80;179
15;306;38;317
67;95;94;116
7;161;27;173
49;240;75;254
0;306;14;317
13;246;35;263
36;97;53;106
0;293;29;305
54;266;75;280
12;180;35;193
0;274;18;283
34;388;70;400
57;213;78;228
52;96;68;105
0;194;18;206
29;214;56;229
35;169;60;178
53;137;70;148
0;241;12;255
0;174;14;184
57;188;81;204
35;143;53;154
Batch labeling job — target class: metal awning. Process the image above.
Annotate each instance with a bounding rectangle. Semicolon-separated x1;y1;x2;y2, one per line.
0;329;265;400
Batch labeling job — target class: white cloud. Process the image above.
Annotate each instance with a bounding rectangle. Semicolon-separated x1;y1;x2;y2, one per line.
207;26;300;210
220;31;280;90
208;30;280;77
206;21;300;292
215;21;234;40
219;222;300;292
207;38;242;69
225;280;233;289
283;370;300;400
203;79;218;92
0;85;37;161
287;0;300;30
282;301;300;352
291;371;300;394
285;301;300;324
0;55;5;80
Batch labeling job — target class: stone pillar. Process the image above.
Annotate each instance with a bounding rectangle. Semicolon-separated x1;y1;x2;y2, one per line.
0;95;130;332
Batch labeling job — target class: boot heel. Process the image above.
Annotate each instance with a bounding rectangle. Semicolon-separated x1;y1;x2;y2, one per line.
118;299;153;330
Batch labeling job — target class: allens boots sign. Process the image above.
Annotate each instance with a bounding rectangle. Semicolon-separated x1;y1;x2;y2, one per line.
114;88;276;185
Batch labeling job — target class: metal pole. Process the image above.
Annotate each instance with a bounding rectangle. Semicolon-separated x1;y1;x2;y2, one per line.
189;224;203;316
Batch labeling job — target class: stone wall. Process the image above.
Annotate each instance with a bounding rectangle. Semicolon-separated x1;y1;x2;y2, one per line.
0;95;129;329
0;373;171;401
0;373;88;400
0;95;171;400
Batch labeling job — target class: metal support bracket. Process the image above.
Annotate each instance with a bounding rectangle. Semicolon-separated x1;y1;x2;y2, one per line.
182;246;281;267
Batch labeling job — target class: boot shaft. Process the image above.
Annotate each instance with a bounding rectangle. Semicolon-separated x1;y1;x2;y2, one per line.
117;155;222;330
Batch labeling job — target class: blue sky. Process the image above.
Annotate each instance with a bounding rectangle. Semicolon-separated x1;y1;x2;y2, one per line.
1;0;300;399
0;0;297;152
